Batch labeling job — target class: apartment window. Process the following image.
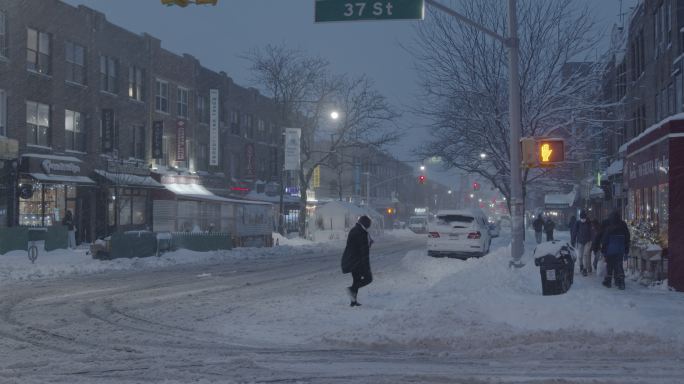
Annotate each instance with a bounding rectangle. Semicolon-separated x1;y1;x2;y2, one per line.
230;110;240;135
128;66;145;101
668;83;675;115
133;125;145;160
0;11;7;59
177;87;189;118
64;109;85;152
196;94;208;124
155;79;168;113
198;143;208;170
666;0;672;46
0;89;6;136
65;41;85;85
26;101;50;147
27;28;50;74
257;119;265;137
100;55;118;93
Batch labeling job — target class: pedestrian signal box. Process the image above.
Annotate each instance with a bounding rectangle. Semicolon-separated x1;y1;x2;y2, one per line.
521;137;565;168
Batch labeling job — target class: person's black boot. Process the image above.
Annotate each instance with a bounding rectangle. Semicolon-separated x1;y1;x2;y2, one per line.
602;279;612;288
617;279;625;290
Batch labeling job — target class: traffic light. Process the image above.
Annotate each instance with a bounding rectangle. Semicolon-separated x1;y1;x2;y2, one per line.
162;0;217;6
418;175;426;184
538;138;564;166
472;182;480;191
386;207;395;215
521;137;565;168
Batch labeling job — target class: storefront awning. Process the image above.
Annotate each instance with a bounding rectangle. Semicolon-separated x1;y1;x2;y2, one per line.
94;170;163;189
27;172;96;185
606;160;623;177
164;183;271;205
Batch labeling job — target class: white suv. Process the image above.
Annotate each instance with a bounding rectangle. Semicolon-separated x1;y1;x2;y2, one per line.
427;209;492;258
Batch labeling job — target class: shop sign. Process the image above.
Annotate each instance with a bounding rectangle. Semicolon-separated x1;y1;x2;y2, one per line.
284;128;301;171
101;109;115;153
41;159;80;175
626;137;669;190
152;120;164;159
209;89;219;166
245;143;255;178
176;120;186;161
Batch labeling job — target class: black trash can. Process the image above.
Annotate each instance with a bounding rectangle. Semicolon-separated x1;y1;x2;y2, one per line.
534;241;576;296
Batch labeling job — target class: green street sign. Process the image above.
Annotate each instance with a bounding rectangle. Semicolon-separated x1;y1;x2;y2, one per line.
315;0;424;22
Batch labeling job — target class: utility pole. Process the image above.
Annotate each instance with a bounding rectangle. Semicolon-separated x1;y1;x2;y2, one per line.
425;0;524;265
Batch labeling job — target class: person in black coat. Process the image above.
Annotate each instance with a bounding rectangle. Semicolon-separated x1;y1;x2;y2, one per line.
341;215;373;307
62;210;76;249
600;211;631;290
544;218;555;241
571;211;594;276
532;214;544;244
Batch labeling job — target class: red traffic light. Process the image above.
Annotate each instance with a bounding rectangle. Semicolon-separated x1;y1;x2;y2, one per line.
472;182;480;191
418;175;426;184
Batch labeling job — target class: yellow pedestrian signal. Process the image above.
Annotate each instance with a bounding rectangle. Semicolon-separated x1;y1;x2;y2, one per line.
538;139;564;165
521;137;564;168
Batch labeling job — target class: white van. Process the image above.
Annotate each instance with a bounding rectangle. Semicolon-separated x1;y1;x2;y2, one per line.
427;209;492;258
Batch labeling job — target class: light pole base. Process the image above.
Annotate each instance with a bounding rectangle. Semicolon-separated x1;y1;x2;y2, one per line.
509;260;525;269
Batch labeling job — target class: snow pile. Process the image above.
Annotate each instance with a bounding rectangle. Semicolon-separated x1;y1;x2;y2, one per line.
0;241;342;283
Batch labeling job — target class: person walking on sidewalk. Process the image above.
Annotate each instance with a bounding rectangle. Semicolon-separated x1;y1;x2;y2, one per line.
533;214;544;244
341;215;374;307
601;211;631;290
62;210;76;249
571;210;594;276
544;217;555;242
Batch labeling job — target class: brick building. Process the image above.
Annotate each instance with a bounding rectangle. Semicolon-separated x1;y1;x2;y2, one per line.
0;0;285;241
600;0;684;291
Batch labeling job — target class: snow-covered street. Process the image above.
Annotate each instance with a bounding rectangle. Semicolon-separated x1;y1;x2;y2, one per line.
1;230;683;383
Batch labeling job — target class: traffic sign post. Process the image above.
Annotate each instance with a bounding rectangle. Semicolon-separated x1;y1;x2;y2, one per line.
315;0;424;22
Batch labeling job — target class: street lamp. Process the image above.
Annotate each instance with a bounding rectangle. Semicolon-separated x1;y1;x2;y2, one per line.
448;190;452;194
480;153;487;160
469;193;475;199
420;165;425;171
330;110;339;120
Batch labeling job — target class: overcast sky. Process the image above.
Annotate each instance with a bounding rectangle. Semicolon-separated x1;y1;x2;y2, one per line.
62;0;636;183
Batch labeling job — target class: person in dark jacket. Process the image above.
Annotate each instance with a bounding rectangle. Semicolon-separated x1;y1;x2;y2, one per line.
572;210;594;276
532;214;544;244
341;215;373;307
600;211;631;290
590;219;603;271
568;215;577;243
544;217;555;241
62;210;76;249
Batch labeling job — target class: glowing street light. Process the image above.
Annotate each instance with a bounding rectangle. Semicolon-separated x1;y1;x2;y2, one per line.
448;190;452;194
469;193;475;199
480;153;487;160
420;165;426;171
330;111;340;120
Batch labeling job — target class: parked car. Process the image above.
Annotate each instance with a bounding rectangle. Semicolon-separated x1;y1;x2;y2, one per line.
427;209;492;259
408;215;428;234
488;222;500;238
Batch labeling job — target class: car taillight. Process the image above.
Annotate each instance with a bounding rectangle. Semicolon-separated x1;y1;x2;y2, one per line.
467;231;481;239
428;232;440;238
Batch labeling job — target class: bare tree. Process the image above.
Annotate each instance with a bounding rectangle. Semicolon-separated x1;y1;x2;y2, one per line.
245;45;401;236
410;0;605;212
